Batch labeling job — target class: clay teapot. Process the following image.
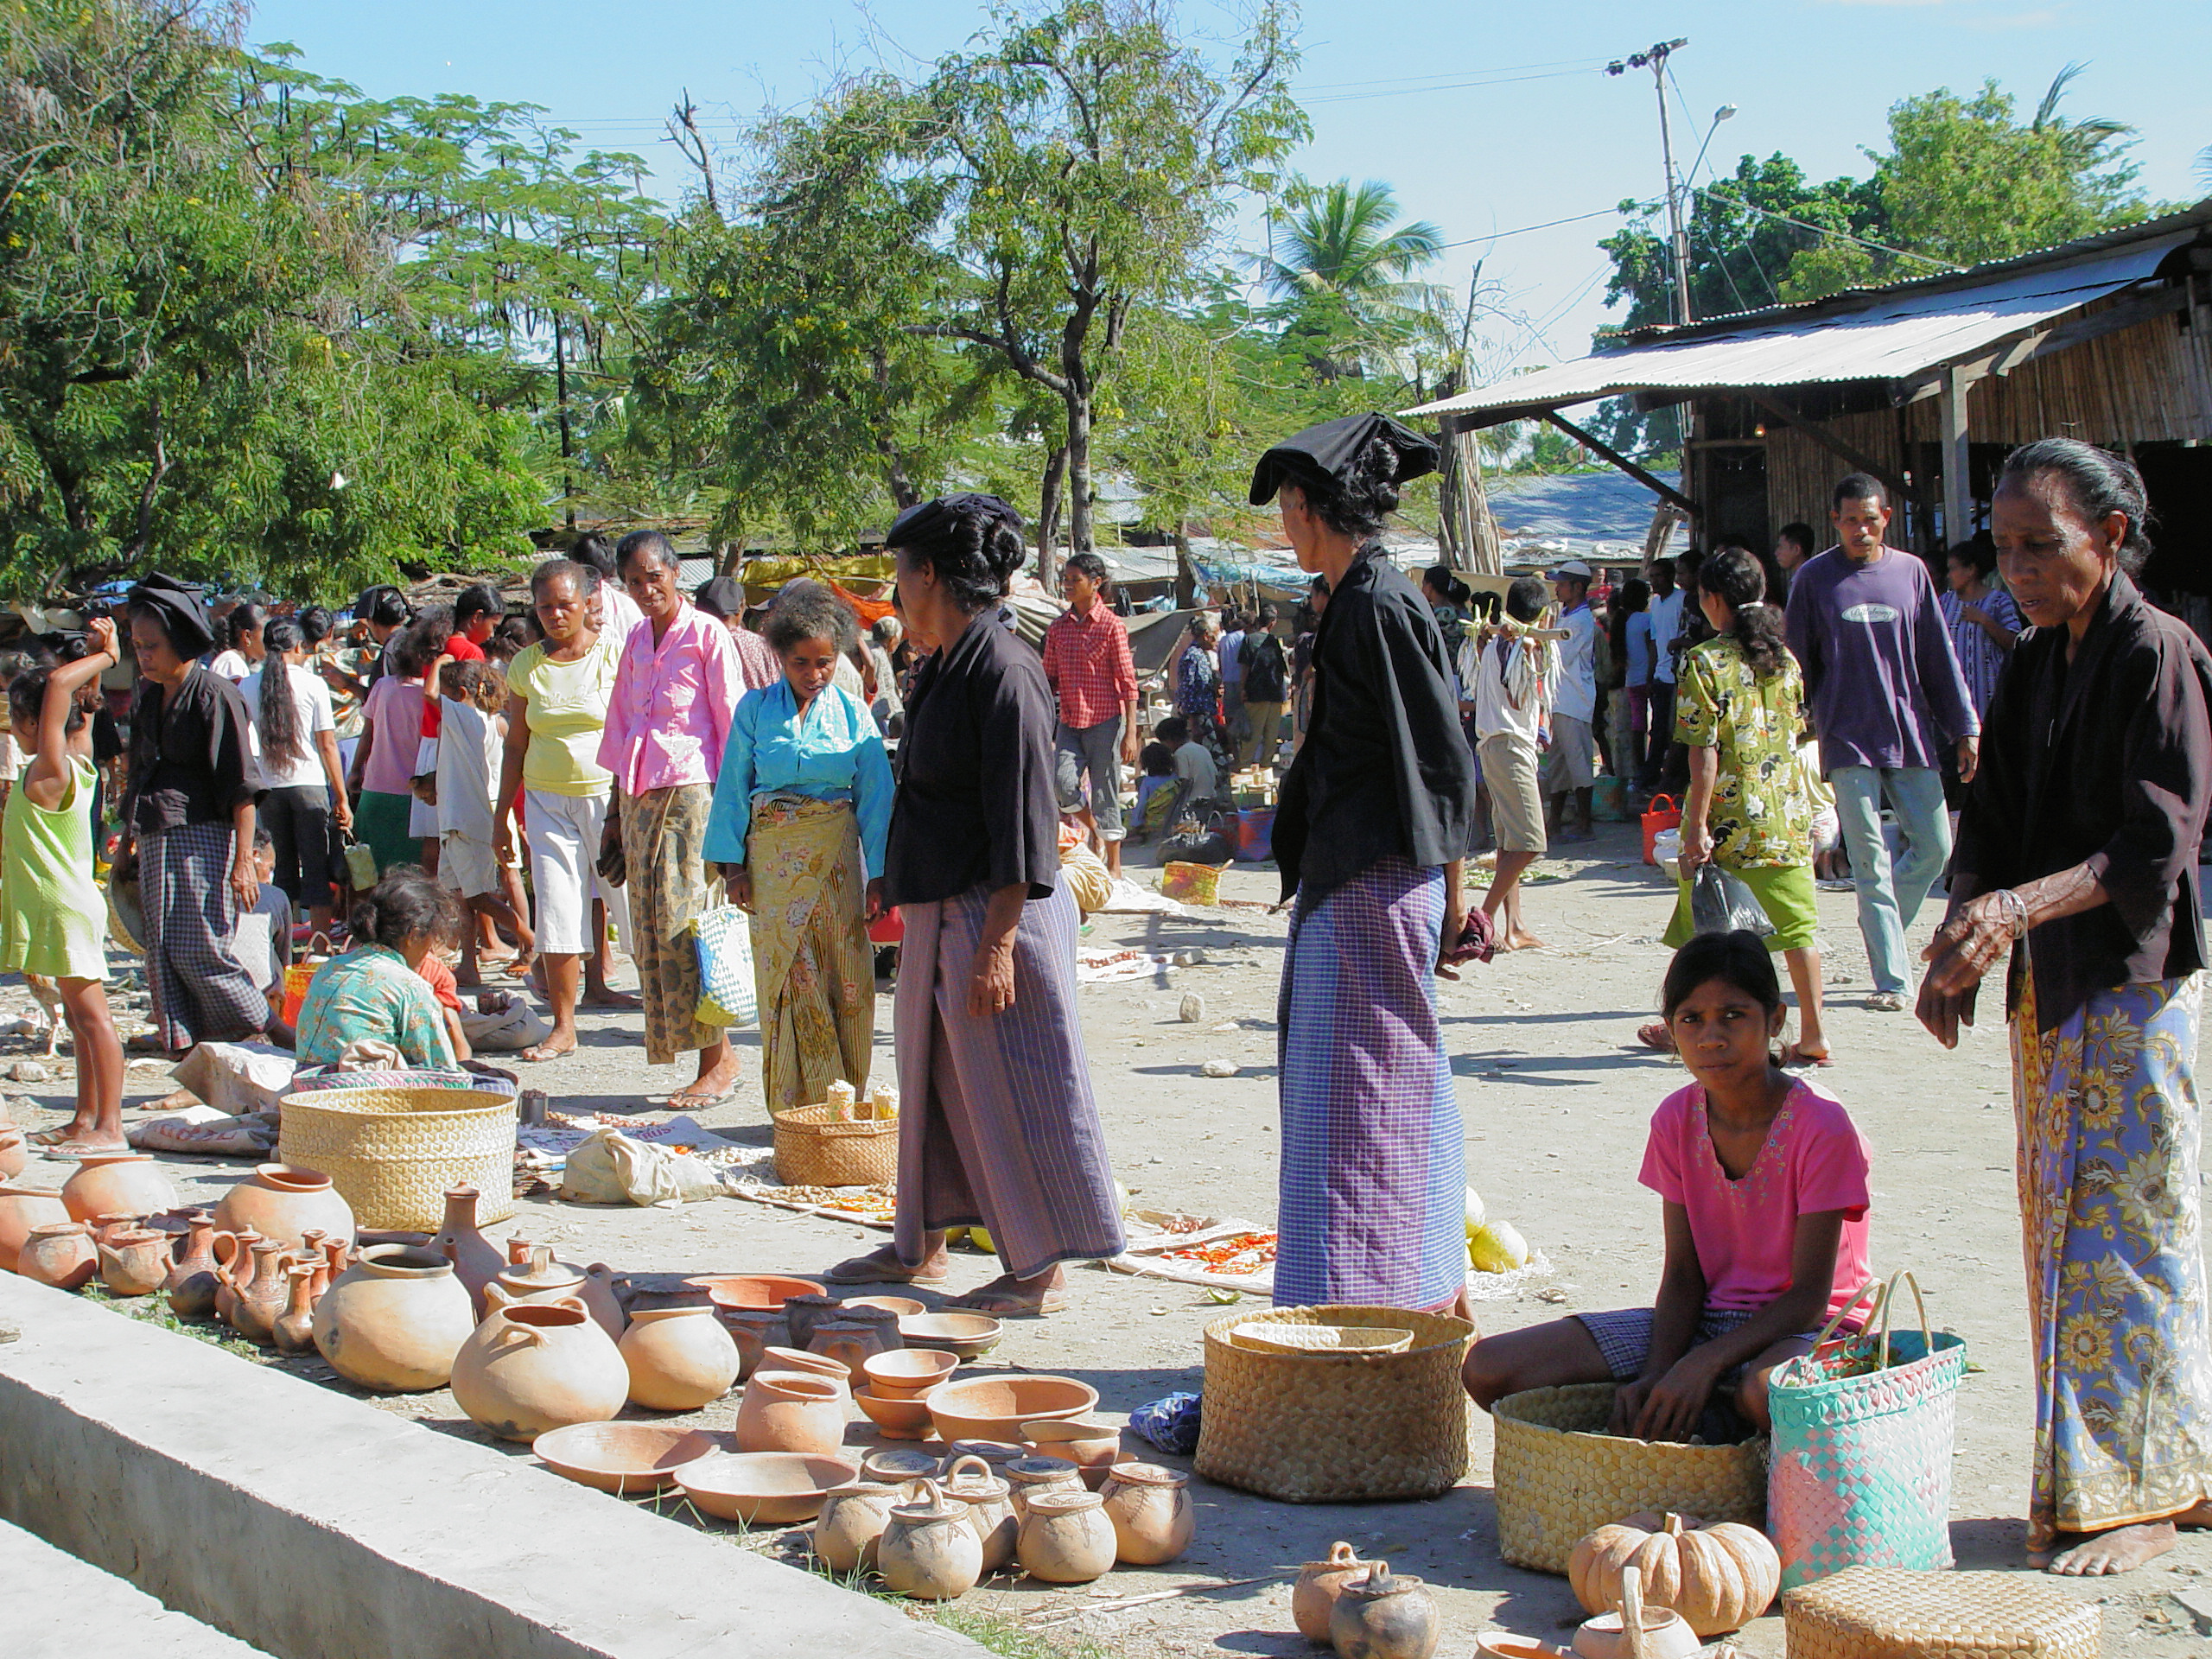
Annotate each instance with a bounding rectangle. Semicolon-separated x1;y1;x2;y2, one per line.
620;1305;741;1412
0;1126;26;1180
164;1210;222;1319
0;1182;68;1273
18;1220;96;1289
493;1243;626;1340
300;1230;333;1301
1330;1564;1441;1659
212;1164;355;1254
229;1238;294;1345
1571;1565;1701;1659
452;1293;628;1441
1100;1461;1194;1566
1295;1541;1381;1643
60;1153;177;1224
313;1244;476;1393
431;1184;505;1317
812;1480;902;1575
96;1228;173;1297
877;1479;983;1602
1017;1487;1117;1585
939;1452;1019;1573
273;1262;319;1355
732;1369;849;1456
211;1229;261;1327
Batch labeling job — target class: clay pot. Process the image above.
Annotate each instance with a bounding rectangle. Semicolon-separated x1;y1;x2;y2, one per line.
312;1244;476;1393
939;1452;1018;1573
780;1292;846;1350
505;1234;534;1267
620;1305;741;1412
1003;1456;1085;1519
1100;1461;1194;1566
212;1229;262;1328
96;1228;173;1297
163;1210;221;1319
877;1479;983;1602
60;1154;177;1224
431;1184;505;1318
1295;1541;1381;1643
273;1262;319;1354
493;1243;626;1341
861;1447;944;1487
320;1233;350;1288
809;1318;898;1377
812;1480;902;1575
452;1293;628;1441
300;1231;333;1301
1330;1565;1440;1659
86;1212;142;1247
19;1221;95;1289
716;1305;783;1381
0;1128;26;1181
1016;1488;1117;1585
212;1164;355;1254
230;1239;293;1344
0;1182;68;1274
757;1345;853;1390
732;1370;849;1456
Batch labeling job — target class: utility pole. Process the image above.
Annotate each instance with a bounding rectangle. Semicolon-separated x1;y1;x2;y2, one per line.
1608;38;1693;326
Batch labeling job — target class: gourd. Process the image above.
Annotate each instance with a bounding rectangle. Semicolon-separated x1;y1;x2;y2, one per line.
1567;1511;1780;1638
1467;1217;1530;1274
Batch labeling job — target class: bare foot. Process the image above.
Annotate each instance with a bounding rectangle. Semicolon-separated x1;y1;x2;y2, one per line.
1503;929;1545;951
581;987;639;1010
2040;1520;2179;1575
1782;1041;1834;1067
823;1244;950;1286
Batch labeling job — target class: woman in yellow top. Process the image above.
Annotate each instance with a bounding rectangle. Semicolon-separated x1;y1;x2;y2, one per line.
493;559;635;1062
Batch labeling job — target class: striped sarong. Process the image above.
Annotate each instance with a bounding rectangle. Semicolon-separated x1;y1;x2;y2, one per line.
892;879;1125;1281
1275;855;1465;1311
141;823;270;1052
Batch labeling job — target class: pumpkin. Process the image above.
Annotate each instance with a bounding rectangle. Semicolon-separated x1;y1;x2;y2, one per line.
1567;1511;1780;1638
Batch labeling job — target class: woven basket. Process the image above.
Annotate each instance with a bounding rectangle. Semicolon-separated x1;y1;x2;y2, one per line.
1491;1383;1765;1574
1228;1322;1414;1356
1196;1303;1473;1503
1783;1567;2100;1658
278;1084;518;1232
772;1103;899;1187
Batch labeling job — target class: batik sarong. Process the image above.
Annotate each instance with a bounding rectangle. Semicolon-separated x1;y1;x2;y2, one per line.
892;879;1125;1281
2012;970;2212;1549
1275;855;1465;1311
749;796;874;1114
621;782;718;1066
140;823;270;1052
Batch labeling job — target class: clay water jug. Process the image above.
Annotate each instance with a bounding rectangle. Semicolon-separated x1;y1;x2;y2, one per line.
939;1452;1018;1573
1329;1565;1440;1659
212;1163;354;1253
1100;1461;1194;1565
164;1210;222;1319
61;1153;177;1224
19;1220;95;1289
1294;1541;1379;1643
451;1292;627;1441
211;1229;264;1328
812;1480;902;1575
1016;1488;1117;1584
273;1262;319;1354
732;1370;849;1456
300;1231;332;1302
97;1228;172;1297
232;1239;292;1344
431;1184;505;1317
0;1127;25;1181
782;1292;845;1350
493;1243;626;1340
620;1305;740;1411
313;1244;475;1393
320;1233;349;1287
877;1479;983;1602
1003;1456;1085;1519
0;1182;68;1273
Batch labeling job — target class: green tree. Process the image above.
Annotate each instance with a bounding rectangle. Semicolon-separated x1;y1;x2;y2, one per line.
1261;178;1445;379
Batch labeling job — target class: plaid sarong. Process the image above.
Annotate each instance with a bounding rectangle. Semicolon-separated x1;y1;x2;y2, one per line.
141;823;270;1051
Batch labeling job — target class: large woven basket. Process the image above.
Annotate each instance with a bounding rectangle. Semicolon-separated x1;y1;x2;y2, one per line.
772;1103;899;1187
278;1084;518;1232
1783;1567;2100;1658
1196;1303;1473;1503
1491;1383;1765;1574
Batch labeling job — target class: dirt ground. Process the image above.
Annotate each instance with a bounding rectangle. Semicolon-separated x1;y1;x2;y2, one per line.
15;818;2212;1656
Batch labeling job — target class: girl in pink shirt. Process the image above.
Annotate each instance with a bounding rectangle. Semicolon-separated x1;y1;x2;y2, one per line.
1465;930;1872;1440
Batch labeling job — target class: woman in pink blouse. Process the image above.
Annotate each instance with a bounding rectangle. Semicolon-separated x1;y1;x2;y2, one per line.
597;531;745;1107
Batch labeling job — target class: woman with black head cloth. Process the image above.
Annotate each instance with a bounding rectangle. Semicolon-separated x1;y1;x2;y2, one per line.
820;494;1123;1317
1251;413;1481;1317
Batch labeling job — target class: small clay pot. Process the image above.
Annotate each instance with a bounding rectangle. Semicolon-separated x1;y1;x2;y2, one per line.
812;1480;902;1574
430;1184;505;1317
273;1262;319;1355
1002;1456;1084;1519
1329;1565;1440;1659
861;1447;944;1487
1016;1488;1117;1585
716;1304;784;1380
60;1154;178;1224
451;1294;628;1441
1294;1541;1380;1643
781;1292;846;1350
212;1163;355;1254
96;1228;173;1297
1099;1461;1193;1566
163;1210;221;1319
732;1370;849;1456
0;1182;68;1274
938;1452;1018;1573
19;1220;96;1289
877;1479;983;1602
620;1306;741;1412
809;1317;898;1377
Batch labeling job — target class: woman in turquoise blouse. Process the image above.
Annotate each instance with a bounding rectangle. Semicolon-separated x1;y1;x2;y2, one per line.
705;582;894;1114
296;869;461;1071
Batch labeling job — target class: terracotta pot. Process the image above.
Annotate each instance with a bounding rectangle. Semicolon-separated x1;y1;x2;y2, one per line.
1295;1541;1381;1643
431;1184;505;1318
230;1239;293;1344
212;1163;355;1254
620;1305;740;1412
505;1234;534;1267
1002;1456;1085;1519
861;1448;944;1487
1330;1565;1440;1659
164;1210;223;1319
0;1128;26;1181
780;1292;846;1351
757;1345;853;1390
273;1262;319;1354
19;1221;95;1289
493;1243;626;1340
452;1294;628;1441
86;1212;142;1247
939;1452;1018;1573
300;1231;333;1302
1016;1488;1117;1585
812;1480;902;1574
97;1229;173;1297
809;1318;898;1377
212;1229;262;1328
716;1305;784;1381
312;1243;476;1392
732;1370;849;1456
60;1154;177;1224
1100;1461;1194;1566
320;1234;350;1288
877;1479;983;1602
0;1182;68;1274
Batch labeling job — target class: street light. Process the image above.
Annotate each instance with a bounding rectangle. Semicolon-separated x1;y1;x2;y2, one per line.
1686;103;1738;193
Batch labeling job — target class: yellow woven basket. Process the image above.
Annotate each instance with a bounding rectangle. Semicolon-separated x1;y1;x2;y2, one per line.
1783;1567;2100;1658
1491;1382;1766;1574
278;1085;518;1232
772;1103;899;1187
1196;1303;1473;1503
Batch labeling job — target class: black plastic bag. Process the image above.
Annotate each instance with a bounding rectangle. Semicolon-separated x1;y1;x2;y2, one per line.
1690;861;1774;938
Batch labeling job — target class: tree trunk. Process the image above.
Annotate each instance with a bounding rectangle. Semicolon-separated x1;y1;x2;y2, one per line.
1065;393;1094;565
716;538;745;579
1037;444;1069;593
553;315;575;530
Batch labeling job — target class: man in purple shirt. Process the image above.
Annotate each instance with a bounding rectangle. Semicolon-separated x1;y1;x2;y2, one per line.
1786;474;1979;1010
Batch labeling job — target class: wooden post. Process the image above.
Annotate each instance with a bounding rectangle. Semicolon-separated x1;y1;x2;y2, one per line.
1940;363;1972;548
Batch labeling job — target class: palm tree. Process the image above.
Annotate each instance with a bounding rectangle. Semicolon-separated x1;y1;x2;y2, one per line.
2030;62;2129;169
1262;178;1445;380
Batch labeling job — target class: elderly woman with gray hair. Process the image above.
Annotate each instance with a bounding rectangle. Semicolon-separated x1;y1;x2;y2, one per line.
704;580;893;1116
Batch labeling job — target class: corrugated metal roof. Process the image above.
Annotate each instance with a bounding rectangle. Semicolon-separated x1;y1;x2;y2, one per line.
1486;469;1690;556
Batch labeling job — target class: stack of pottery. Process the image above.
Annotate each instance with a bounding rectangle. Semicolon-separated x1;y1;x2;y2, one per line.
452;1290;628;1440
313;1244;477;1391
494;1243;626;1341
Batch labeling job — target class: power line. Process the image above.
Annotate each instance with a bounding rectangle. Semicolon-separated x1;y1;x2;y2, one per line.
1427;204;1642;254
1691;183;1961;271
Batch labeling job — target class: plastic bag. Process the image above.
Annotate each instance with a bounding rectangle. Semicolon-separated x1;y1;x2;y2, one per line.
1690;861;1775;938
692;903;758;1028
557;1127;723;1207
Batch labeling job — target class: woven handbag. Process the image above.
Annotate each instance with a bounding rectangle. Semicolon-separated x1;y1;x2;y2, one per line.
691;903;758;1029
1766;1272;1968;1591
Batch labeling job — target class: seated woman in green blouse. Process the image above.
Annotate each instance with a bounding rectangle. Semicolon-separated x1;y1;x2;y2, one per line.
295;868;461;1071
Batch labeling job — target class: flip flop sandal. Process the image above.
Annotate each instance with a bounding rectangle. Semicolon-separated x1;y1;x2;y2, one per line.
823;1255;951;1287
664;1087;736;1112
948;1288;1071;1318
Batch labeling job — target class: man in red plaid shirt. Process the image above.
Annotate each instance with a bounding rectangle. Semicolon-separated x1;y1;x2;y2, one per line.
1041;552;1141;877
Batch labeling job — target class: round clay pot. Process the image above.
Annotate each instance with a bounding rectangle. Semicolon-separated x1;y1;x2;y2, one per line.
313;1244;477;1393
620;1305;741;1412
877;1479;983;1602
163;1210;222;1319
1016;1488;1117;1585
1002;1456;1085;1519
273;1263;319;1355
430;1184;505;1318
757;1345;853;1390
861;1448;944;1487
212;1164;355;1254
716;1305;783;1381
96;1229;173;1297
1330;1565;1440;1659
493;1243;626;1341
60;1154;177;1224
939;1452;1018;1573
1100;1461;1194;1566
732;1370;849;1457
0;1183;69;1274
780;1292;846;1351
812;1480;902;1574
451;1294;628;1441
20;1221;96;1289
1294;1541;1380;1643
0;1128;26;1181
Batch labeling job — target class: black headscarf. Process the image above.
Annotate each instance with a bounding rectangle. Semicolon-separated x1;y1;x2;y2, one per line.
693;575;747;620
1247;412;1440;508
126;573;216;659
885;493;1025;561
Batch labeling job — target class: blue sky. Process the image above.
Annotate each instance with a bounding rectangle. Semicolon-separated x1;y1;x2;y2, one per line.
252;1;2209;372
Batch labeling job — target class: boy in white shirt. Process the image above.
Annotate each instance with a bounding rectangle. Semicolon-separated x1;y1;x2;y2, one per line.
435;660;533;985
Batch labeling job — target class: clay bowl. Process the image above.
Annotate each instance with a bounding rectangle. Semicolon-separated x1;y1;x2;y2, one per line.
677;1452;860;1525
843;1294;925;1319
533;1423;725;1494
898;1312;1004;1362
854;1387;939;1440
692;1274;827;1313
925;1375;1099;1445
1020;1417;1124;1485
1476;1637;1571;1659
757;1345;853;1388
861;1348;959;1401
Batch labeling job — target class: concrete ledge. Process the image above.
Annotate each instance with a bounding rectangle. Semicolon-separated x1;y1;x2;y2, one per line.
3;1516;271;1657
0;1276;982;1659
